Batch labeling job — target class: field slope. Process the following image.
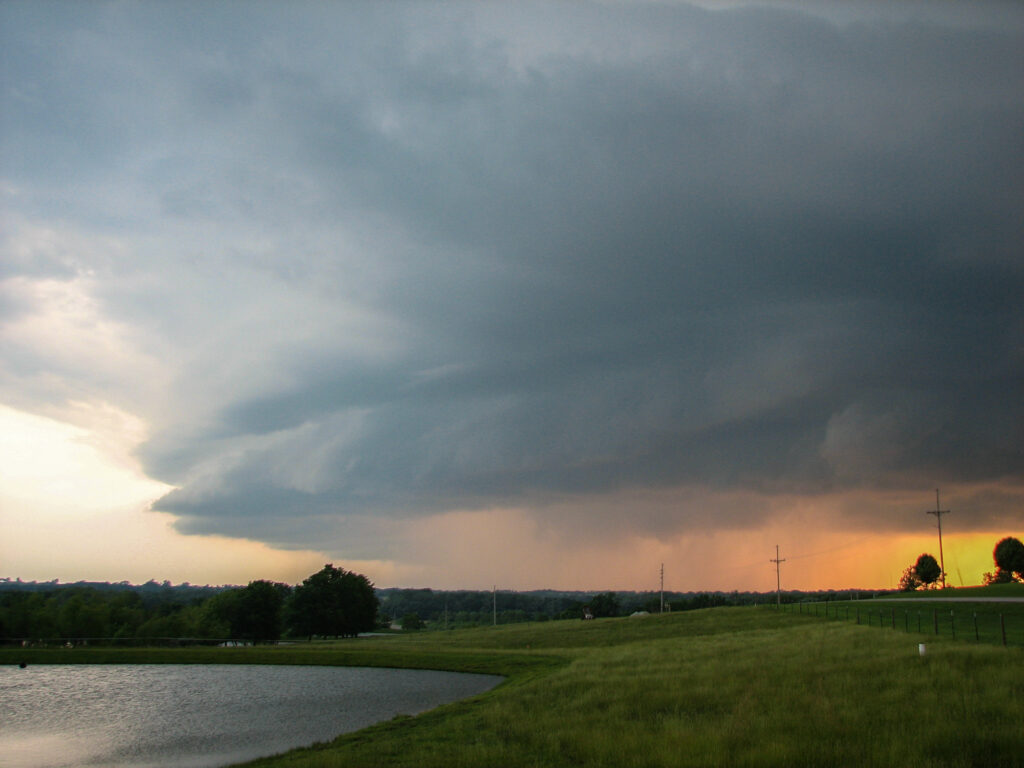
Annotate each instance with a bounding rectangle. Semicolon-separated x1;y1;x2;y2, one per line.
6;605;1021;766
228;607;1022;768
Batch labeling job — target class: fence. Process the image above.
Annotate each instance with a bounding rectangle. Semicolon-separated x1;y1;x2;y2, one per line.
778;600;1023;648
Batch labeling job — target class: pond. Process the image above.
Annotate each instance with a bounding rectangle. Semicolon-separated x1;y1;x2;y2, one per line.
1;664;502;768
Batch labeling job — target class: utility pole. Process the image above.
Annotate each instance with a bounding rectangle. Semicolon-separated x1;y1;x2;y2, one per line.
926;489;951;589
493;585;497;626
770;545;785;608
660;563;664;614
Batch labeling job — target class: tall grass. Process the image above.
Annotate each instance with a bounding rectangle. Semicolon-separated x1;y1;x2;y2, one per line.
6;606;1020;766
228;608;1022;768
785;597;1024;647
884;583;1024;599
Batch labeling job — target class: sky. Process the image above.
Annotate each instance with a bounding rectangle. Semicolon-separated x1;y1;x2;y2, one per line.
1;0;1021;593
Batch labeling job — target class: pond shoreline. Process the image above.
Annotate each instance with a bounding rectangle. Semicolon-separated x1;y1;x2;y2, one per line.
3;663;504;768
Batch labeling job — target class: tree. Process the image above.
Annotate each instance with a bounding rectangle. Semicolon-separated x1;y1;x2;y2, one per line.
914;553;941;588
588;592;621;618
985;537;1024;584
983;568;1014;585
898;565;922;592
208;580;290;643
238;580;290;643
400;613;425;631
286;564;378;639
993;537;1024;583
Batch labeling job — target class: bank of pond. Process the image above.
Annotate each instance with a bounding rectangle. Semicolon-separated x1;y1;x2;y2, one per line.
4;599;1021;768
1;663;503;768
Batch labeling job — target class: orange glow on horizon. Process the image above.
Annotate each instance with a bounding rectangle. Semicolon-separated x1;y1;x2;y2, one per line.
364;507;1018;593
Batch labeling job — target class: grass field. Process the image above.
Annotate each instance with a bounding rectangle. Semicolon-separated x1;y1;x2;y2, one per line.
891;583;1024;599
5;595;1023;767
783;586;1024;648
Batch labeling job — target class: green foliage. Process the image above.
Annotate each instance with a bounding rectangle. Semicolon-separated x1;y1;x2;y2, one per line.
993;536;1024;582
786;594;1024;648
0;569;370;644
895;554;941;591
586;592;620;618
378;589;586;627
134;603;212;640
373;588;851;627
984;568;1016;585
286;564;378;639
898;565;921;592
5;601;1022;767
0;588;145;641
219;607;1022;768
208;581;291;643
0;584;233;642
400;613;425;631
914;553;942;587
873;582;1024;600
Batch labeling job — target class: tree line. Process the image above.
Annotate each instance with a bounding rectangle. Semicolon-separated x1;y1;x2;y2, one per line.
12;547;1004;644
376;587;877;628
3;570;855;642
0;564;376;645
899;536;1024;591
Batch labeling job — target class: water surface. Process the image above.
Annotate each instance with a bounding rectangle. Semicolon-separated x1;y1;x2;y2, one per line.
2;664;501;768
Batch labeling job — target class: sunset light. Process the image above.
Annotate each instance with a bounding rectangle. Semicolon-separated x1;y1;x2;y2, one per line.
1;0;1020;593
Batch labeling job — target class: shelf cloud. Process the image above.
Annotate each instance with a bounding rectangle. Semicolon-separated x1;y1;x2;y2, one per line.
2;1;1022;576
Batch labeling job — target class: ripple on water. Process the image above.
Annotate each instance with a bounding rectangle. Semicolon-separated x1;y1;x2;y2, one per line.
1;664;502;768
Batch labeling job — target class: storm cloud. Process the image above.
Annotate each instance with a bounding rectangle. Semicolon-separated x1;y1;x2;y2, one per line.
2;1;1022;553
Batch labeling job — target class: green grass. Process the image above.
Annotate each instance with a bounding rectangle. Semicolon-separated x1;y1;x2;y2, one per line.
875;583;1024;600
5;607;1023;767
787;585;1024;648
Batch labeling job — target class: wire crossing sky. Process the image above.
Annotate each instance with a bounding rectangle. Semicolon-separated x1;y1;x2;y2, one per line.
1;1;1021;590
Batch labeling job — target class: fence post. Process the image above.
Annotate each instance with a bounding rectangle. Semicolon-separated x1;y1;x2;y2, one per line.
1001;614;1007;647
973;612;979;642
856;607;860;625
933;609;938;636
891;608;896;630
950;610;956;640
917;611;921;633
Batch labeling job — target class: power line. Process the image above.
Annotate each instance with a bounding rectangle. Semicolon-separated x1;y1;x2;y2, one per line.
722;535;873;576
770;545;786;607
660;563;664;614
926;489;951;589
784;536;874;562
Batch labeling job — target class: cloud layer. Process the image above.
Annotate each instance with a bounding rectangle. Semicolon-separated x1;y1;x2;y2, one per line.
3;1;1022;558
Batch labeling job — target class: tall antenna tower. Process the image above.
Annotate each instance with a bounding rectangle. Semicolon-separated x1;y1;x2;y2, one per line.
926;489;951;589
770;545;785;607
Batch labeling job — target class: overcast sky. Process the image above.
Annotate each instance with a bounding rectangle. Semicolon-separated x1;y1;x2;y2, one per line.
2;1;1021;590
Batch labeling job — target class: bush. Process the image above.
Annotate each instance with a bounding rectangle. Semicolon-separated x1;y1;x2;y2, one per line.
401;613;425;631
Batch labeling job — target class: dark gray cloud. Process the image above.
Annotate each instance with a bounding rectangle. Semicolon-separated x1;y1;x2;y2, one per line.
2;1;1022;547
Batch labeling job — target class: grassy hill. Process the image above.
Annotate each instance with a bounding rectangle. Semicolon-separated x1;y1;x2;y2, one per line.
874;582;1024;599
235;604;1020;768
6;601;1022;766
